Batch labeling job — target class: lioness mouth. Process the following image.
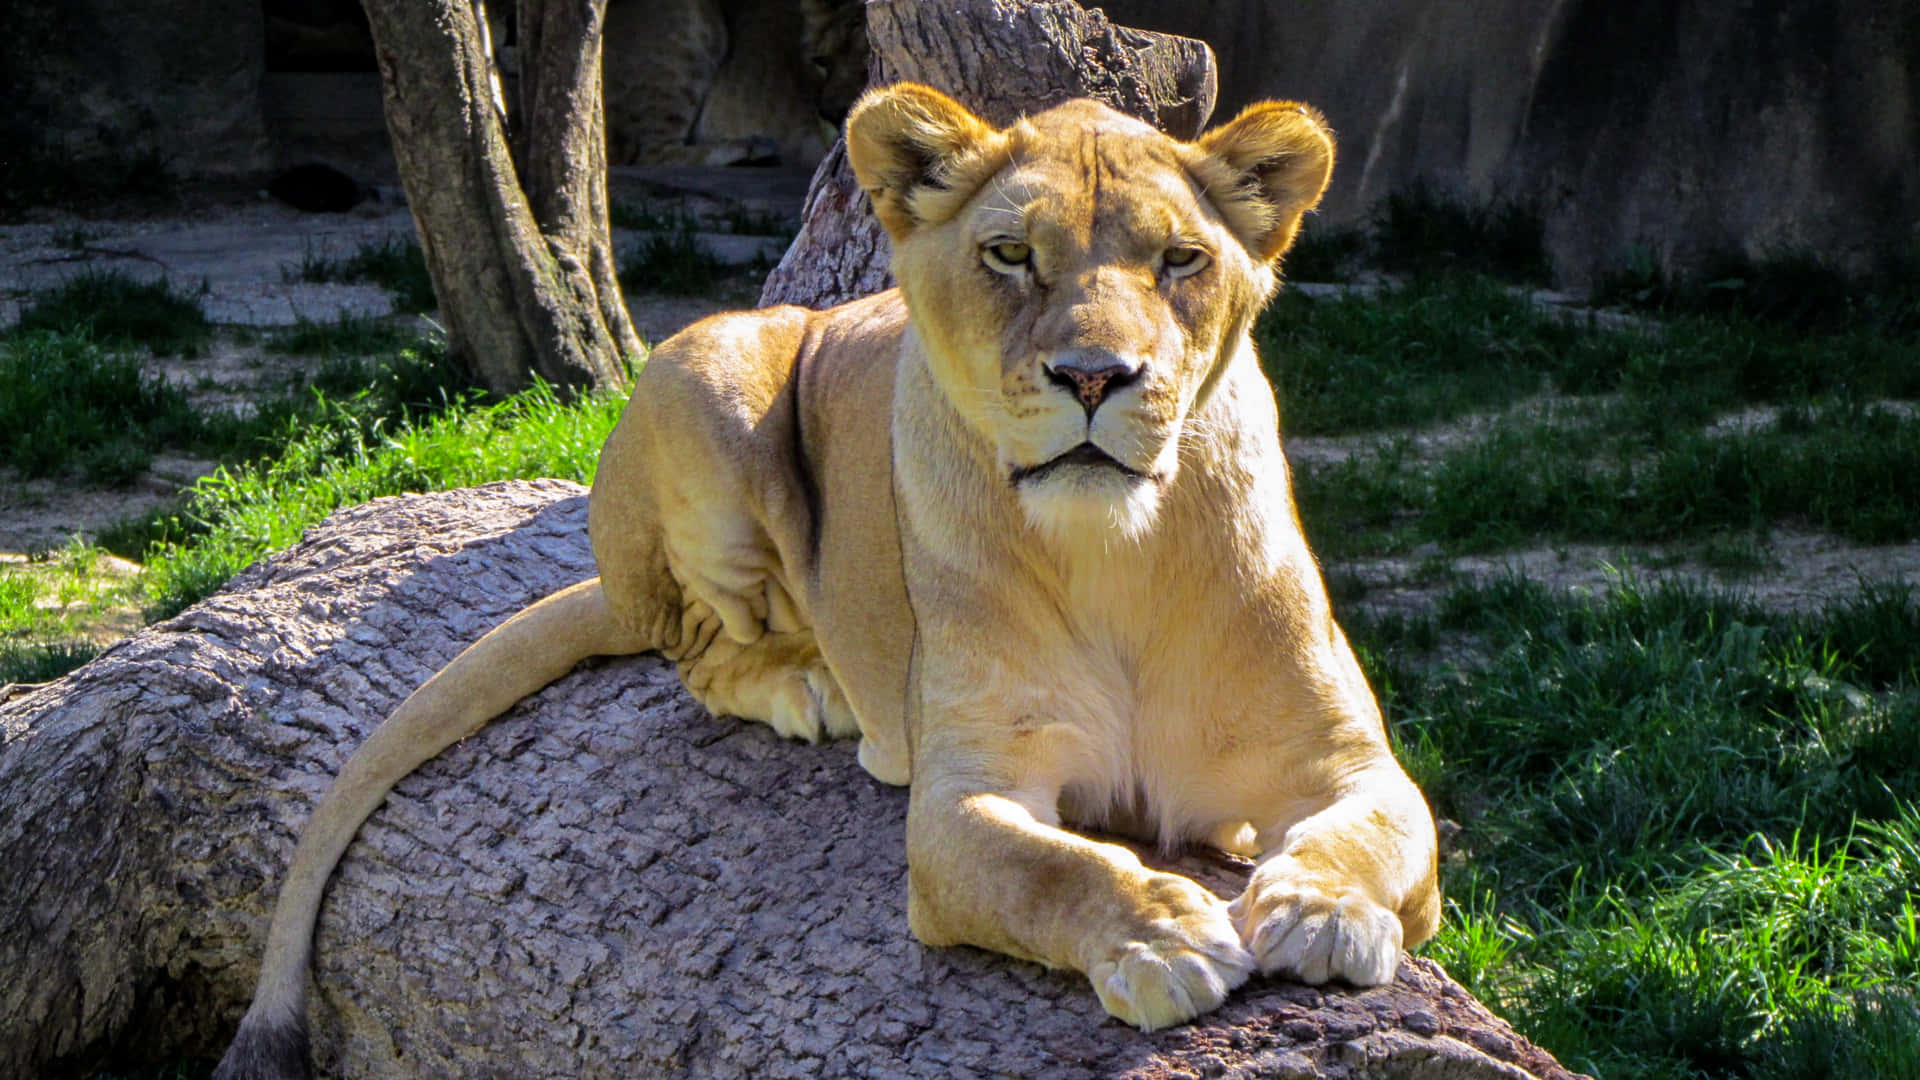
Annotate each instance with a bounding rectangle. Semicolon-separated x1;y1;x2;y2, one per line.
1010;442;1144;486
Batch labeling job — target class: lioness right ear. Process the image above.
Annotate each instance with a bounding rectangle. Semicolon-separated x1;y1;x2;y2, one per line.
846;83;1001;240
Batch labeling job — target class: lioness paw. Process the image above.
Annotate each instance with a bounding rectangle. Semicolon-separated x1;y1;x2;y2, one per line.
1087;898;1254;1031
1229;878;1402;986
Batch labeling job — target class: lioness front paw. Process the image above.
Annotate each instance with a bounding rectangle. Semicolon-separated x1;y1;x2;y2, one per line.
1087;883;1254;1031
1229;875;1402;986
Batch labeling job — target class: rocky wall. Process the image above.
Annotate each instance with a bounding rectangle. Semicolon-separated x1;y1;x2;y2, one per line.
2;0;272;184
1102;0;1919;286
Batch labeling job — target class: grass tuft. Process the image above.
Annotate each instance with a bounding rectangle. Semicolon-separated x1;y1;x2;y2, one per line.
134;378;625;618
619;225;731;296
266;313;429;358
0;540;138;683
0;325;470;490
286;235;437;313
13;271;211;356
1372;184;1550;284
0;331;203;483
1596;248;1920;337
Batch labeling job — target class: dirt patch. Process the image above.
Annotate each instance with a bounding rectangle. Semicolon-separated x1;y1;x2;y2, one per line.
1284;393;1608;469
0;452;215;555
626;274;763;347
1340;528;1920;621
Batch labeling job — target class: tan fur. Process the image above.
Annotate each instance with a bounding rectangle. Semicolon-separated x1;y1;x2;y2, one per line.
219;86;1440;1075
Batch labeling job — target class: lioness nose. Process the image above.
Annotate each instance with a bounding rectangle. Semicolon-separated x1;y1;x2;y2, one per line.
1042;350;1144;417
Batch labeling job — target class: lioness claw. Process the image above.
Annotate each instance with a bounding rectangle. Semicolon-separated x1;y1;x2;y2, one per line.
1090;919;1255;1031
1232;882;1403;987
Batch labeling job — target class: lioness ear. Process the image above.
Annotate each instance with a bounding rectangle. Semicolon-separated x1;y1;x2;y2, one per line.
846;82;1001;240
1195;102;1336;263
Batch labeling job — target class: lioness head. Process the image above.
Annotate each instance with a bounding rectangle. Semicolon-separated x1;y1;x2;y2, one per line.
846;84;1333;539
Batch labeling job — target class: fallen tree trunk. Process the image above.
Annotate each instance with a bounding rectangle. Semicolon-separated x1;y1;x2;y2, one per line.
0;482;1584;1078
761;0;1218;308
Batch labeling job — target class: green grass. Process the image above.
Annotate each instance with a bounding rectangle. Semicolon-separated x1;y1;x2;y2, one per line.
611;201;788;296
1359;577;1920;1078
286;235;438;313
1257;273;1920;558
0;322;473;679
0;330;207;484
618;224;732;296
13;271;211;356
1260;274;1607;435
266;313;426;357
0;323;469;489
1259;273;1920;439
0;541;137;684
130;378;626;618
1293;398;1920;559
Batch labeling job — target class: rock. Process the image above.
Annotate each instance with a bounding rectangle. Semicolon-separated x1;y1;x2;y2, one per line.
1101;0;1920;287
0;481;1586;1078
2;0;271;183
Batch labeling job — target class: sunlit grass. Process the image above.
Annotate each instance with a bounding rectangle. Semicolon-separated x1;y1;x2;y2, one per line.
135;379;627;618
1352;577;1920;1078
0;541;140;683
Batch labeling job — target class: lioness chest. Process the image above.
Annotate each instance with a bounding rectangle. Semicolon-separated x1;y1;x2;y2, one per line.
790;316;1334;845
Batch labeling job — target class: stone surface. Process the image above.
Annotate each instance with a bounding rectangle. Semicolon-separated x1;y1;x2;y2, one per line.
0;205;412;328
0;481;1585;1079
1099;0;1920;286
2;0;272;180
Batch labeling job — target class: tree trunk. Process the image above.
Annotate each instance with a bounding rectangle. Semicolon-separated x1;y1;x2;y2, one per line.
0;482;1584;1080
761;0;1218;308
362;0;639;394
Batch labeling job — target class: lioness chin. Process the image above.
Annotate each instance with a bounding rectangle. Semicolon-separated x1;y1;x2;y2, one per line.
214;83;1439;1078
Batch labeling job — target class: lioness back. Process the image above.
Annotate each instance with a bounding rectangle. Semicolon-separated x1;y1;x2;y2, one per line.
591;289;917;783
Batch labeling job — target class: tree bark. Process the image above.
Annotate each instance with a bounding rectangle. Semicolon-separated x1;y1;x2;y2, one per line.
363;0;639;394
760;0;1219;308
0;482;1585;1080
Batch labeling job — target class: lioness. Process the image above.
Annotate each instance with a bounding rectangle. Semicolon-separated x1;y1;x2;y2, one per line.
215;83;1439;1078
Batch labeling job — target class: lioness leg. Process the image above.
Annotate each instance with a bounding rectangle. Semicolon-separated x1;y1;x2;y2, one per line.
1231;766;1440;985
675;621;856;743
905;761;1254;1032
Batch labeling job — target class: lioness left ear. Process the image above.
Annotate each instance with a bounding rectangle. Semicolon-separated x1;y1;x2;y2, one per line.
1195;102;1336;263
846;82;1002;240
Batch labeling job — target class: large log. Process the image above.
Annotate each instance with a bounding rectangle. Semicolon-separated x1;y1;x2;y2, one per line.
760;0;1218;308
0;481;1583;1078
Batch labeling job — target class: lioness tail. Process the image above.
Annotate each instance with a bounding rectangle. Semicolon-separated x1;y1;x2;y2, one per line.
213;577;648;1080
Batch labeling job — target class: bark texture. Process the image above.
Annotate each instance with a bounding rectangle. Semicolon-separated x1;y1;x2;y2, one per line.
363;0;639;393
0;482;1585;1079
760;0;1218;309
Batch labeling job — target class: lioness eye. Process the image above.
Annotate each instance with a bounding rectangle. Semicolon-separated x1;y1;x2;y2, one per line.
985;241;1033;269
1162;246;1208;275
